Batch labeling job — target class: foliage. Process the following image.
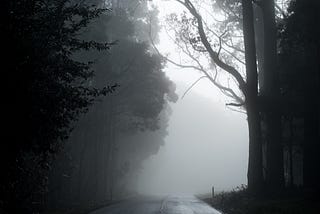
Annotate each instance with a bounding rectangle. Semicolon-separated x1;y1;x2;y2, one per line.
279;0;320;98
278;0;320;193
47;0;177;209
208;187;319;214
1;0;114;212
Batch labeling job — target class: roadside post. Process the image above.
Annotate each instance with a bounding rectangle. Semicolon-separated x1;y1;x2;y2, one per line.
212;186;214;198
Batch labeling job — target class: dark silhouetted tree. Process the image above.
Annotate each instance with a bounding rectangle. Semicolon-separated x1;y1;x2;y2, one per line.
279;0;320;194
0;0;113;212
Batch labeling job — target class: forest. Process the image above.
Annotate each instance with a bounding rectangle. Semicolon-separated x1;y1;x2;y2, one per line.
1;0;319;213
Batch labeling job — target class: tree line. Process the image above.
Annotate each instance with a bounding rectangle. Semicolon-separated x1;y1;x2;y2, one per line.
1;0;177;213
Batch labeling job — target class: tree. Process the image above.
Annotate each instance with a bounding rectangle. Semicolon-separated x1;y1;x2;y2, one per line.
279;0;320;193
241;0;264;193
256;0;285;191
48;0;177;209
160;0;263;193
0;0;113;212
161;0;296;194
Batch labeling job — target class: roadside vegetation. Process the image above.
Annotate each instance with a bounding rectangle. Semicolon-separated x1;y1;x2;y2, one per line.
201;187;320;214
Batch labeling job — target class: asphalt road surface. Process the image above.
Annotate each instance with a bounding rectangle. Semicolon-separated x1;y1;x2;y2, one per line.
90;195;222;214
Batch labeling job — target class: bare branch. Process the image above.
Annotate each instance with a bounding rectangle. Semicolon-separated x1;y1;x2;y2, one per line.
221;46;245;65
217;31;224;58
148;19;204;72
181;76;207;99
176;0;246;90
203;21;245;55
149;11;244;105
226;102;245;107
201;21;245;65
176;34;244;103
226;105;247;114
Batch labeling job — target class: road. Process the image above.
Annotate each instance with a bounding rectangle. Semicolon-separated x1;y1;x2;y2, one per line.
90;195;222;214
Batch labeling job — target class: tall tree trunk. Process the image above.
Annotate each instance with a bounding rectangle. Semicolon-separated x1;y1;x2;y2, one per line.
95;100;111;203
78;132;88;203
246;99;264;193
102;105;110;201
242;0;263;194
261;0;284;191
303;44;320;194
289;118;294;187
253;3;264;85
107;96;116;200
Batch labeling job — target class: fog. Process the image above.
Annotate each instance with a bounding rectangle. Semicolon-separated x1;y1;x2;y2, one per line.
136;82;248;195
132;0;248;195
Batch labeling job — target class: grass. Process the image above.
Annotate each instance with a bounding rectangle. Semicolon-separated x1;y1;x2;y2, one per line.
200;187;320;214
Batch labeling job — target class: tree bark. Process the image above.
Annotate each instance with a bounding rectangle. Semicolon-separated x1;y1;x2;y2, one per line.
260;0;285;191
246;98;264;193
242;0;263;194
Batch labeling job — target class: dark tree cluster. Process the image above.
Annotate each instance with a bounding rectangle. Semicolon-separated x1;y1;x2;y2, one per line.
0;0;176;213
278;0;320;193
0;0;115;212
46;0;177;212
